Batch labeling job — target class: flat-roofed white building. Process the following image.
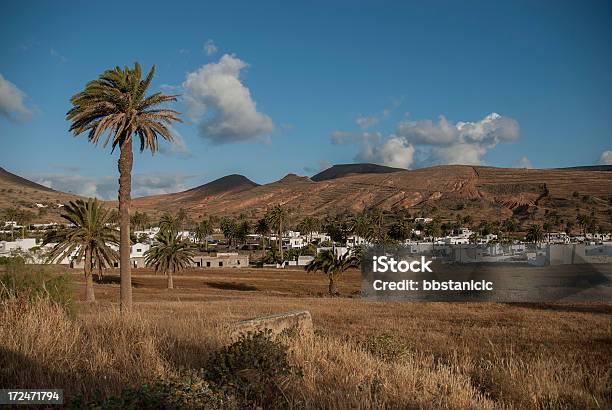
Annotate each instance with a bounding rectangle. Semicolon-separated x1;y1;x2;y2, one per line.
190;252;249;268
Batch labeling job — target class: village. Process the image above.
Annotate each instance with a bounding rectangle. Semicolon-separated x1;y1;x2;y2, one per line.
2;214;612;269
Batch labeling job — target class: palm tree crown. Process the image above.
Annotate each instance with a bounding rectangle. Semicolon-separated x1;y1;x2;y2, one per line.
67;63;180;152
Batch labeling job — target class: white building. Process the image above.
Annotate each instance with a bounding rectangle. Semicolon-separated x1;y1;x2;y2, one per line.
347;235;370;247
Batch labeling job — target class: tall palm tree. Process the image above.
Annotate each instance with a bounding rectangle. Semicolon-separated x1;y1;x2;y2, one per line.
267;205;289;261
195;218;213;251
145;229;195;289
305;249;360;296
67;63;181;312
43;199;119;302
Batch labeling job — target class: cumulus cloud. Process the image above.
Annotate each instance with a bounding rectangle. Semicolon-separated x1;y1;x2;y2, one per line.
598;150;612;165
183;54;274;144
32;173;193;199
203;39;218;55
358;136;414;169
330;112;520;168
0;73;34;121
514;156;533;169
396;112;520;165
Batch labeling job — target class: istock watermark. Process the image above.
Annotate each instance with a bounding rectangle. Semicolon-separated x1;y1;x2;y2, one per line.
373;255;433;273
361;244;612;302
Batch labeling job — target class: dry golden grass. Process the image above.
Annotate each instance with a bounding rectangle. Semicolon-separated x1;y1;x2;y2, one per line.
1;266;611;408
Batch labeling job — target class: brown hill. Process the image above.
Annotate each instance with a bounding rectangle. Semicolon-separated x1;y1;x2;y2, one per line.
131;165;612;229
2;165;611;230
311;163;404;181
0;167;80;223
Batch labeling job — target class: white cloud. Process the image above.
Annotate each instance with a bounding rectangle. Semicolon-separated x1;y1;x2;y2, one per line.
358;136;414;169
0;73;34;121
598;150;612;165
514;156;533;169
203;39;218;56
183;54;274;144
396;112;520;165
32;173;193;199
356;115;379;129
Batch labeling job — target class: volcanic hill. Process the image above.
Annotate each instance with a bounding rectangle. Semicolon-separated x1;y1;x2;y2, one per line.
2;164;611;229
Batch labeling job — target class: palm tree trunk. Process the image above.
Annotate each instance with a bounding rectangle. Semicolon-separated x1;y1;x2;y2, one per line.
328;276;339;296
167;270;174;289
84;248;95;302
279;218;284;262
118;138;133;312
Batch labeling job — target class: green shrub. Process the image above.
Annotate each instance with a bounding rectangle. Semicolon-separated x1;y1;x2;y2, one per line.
0;262;75;316
204;330;300;408
67;372;236;410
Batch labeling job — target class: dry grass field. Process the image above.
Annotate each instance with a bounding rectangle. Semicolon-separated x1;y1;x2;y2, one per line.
2;266;612;408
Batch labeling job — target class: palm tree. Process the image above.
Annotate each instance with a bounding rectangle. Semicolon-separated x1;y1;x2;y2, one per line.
195;218;213;251
267;205;289;261
526;224;544;245
131;211;150;231
159;213;183;234
220;217;238;248
305;249;360;296
576;214;591;236
255;217;270;250
3;207;19;240
298;216;319;244
43;199;119;302
145;229;195;289
67;63;181;312
16;210;35;239
350;212;372;241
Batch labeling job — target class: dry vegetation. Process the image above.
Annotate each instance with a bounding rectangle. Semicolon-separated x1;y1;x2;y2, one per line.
1;266;611;408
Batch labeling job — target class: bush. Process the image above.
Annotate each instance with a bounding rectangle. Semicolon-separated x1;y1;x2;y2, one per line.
0;262;75;316
0;256;24;265
67;372;236;410
203;330;300;408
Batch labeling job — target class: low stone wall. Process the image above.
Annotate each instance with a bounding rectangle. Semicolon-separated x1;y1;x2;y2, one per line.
231;310;313;339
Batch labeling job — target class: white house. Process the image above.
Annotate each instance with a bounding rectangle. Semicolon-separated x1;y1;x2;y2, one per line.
347;235;370;247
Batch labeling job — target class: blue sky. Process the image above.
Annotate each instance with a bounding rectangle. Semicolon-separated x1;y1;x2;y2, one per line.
1;0;611;198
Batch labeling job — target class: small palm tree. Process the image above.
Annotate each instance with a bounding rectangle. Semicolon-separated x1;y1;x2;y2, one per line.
145;229;195;289
67;62;181;312
43;199;119;302
267;205;289;261
195;218;214;251
526;224;544;245
159;213;183;234
255;217;270;250
306;249;360;296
